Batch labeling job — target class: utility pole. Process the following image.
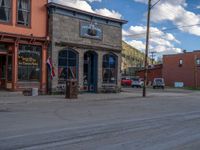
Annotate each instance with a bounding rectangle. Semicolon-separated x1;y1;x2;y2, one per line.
149;51;156;65
143;0;151;97
194;55;198;89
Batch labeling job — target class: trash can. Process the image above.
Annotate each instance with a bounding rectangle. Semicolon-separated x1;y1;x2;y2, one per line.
32;88;38;96
65;79;78;99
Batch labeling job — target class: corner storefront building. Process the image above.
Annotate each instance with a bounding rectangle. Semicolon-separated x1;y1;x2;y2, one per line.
0;0;48;93
47;3;127;93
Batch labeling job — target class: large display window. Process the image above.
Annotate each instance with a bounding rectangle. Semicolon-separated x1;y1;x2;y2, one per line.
102;53;117;84
58;49;78;83
18;44;41;81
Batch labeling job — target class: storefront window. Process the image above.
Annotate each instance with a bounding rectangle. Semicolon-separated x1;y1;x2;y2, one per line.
102;53;117;83
58;50;78;83
18;45;41;81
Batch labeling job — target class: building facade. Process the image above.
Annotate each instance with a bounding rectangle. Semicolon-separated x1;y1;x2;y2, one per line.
136;64;163;85
0;0;48;92
47;3;127;93
163;51;200;88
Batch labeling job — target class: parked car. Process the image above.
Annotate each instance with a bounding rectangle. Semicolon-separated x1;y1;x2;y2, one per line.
131;78;144;88
153;78;165;89
121;77;132;86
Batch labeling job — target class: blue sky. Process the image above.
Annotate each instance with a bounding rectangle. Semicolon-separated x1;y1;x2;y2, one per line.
51;0;200;57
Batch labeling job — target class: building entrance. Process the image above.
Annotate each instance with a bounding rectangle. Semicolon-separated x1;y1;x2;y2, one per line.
0;55;6;89
83;51;98;92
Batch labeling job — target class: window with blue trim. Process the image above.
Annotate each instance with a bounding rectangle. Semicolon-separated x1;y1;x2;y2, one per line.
102;53;117;83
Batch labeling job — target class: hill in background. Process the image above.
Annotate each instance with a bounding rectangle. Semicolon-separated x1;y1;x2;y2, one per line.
122;41;152;76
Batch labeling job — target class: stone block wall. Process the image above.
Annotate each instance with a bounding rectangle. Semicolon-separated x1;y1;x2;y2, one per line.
48;9;123;93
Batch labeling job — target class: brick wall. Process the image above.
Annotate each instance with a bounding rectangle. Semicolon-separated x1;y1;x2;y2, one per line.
163;52;200;87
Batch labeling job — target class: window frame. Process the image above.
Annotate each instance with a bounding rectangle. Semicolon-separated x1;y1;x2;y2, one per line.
16;0;31;28
58;49;78;83
179;59;183;67
0;0;12;25
102;53;118;84
196;58;200;65
18;44;42;82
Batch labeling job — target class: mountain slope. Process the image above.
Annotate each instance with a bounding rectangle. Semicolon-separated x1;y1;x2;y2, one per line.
122;41;145;70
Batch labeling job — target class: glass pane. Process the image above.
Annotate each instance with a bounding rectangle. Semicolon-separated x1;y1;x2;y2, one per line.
7;55;12;81
18;45;41;81
0;0;11;22
68;51;76;59
58;67;68;80
17;0;30;26
58;58;67;66
102;54;117;83
58;50;77;81
68;59;76;67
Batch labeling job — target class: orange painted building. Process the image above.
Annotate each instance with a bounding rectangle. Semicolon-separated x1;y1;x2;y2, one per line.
0;0;48;93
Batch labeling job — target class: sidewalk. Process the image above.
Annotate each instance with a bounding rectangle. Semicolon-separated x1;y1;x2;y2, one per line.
0;92;142;105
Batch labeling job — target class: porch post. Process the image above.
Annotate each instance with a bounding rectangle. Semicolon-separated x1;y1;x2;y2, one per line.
12;42;18;91
41;45;47;94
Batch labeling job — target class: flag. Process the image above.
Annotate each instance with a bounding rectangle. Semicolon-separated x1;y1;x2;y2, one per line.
47;57;55;80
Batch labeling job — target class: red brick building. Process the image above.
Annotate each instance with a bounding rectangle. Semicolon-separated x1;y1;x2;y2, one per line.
136;64;163;85
163;51;200;88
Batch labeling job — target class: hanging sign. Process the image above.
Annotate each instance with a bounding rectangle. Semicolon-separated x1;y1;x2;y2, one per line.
80;21;102;40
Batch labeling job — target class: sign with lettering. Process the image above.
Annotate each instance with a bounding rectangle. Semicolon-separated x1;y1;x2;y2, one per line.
18;51;40;66
80;22;102;40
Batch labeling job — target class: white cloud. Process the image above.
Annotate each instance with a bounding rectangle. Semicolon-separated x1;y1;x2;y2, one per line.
134;0;200;36
95;8;122;19
123;25;181;55
49;0;122;19
86;0;101;2
197;5;200;9
127;40;146;51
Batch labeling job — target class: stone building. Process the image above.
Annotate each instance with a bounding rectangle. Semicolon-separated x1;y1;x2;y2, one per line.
47;2;127;93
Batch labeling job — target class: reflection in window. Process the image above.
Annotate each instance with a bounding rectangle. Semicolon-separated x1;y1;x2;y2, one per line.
17;0;30;26
58;50;78;82
0;0;11;22
18;45;41;81
179;59;183;67
196;58;200;65
103;53;117;83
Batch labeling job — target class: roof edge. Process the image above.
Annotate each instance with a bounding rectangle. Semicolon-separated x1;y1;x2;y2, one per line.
47;2;128;24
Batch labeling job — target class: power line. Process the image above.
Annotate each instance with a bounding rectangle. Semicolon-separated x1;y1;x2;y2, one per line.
125;23;200;38
151;0;161;9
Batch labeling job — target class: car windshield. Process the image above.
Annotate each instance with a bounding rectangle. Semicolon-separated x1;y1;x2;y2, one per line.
155;79;163;83
132;78;139;81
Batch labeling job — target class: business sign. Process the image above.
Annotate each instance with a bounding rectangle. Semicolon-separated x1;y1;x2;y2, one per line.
174;82;184;88
80;22;102;40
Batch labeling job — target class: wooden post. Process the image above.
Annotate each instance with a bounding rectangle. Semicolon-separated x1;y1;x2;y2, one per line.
41;45;47;94
12;42;18;91
143;0;151;97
